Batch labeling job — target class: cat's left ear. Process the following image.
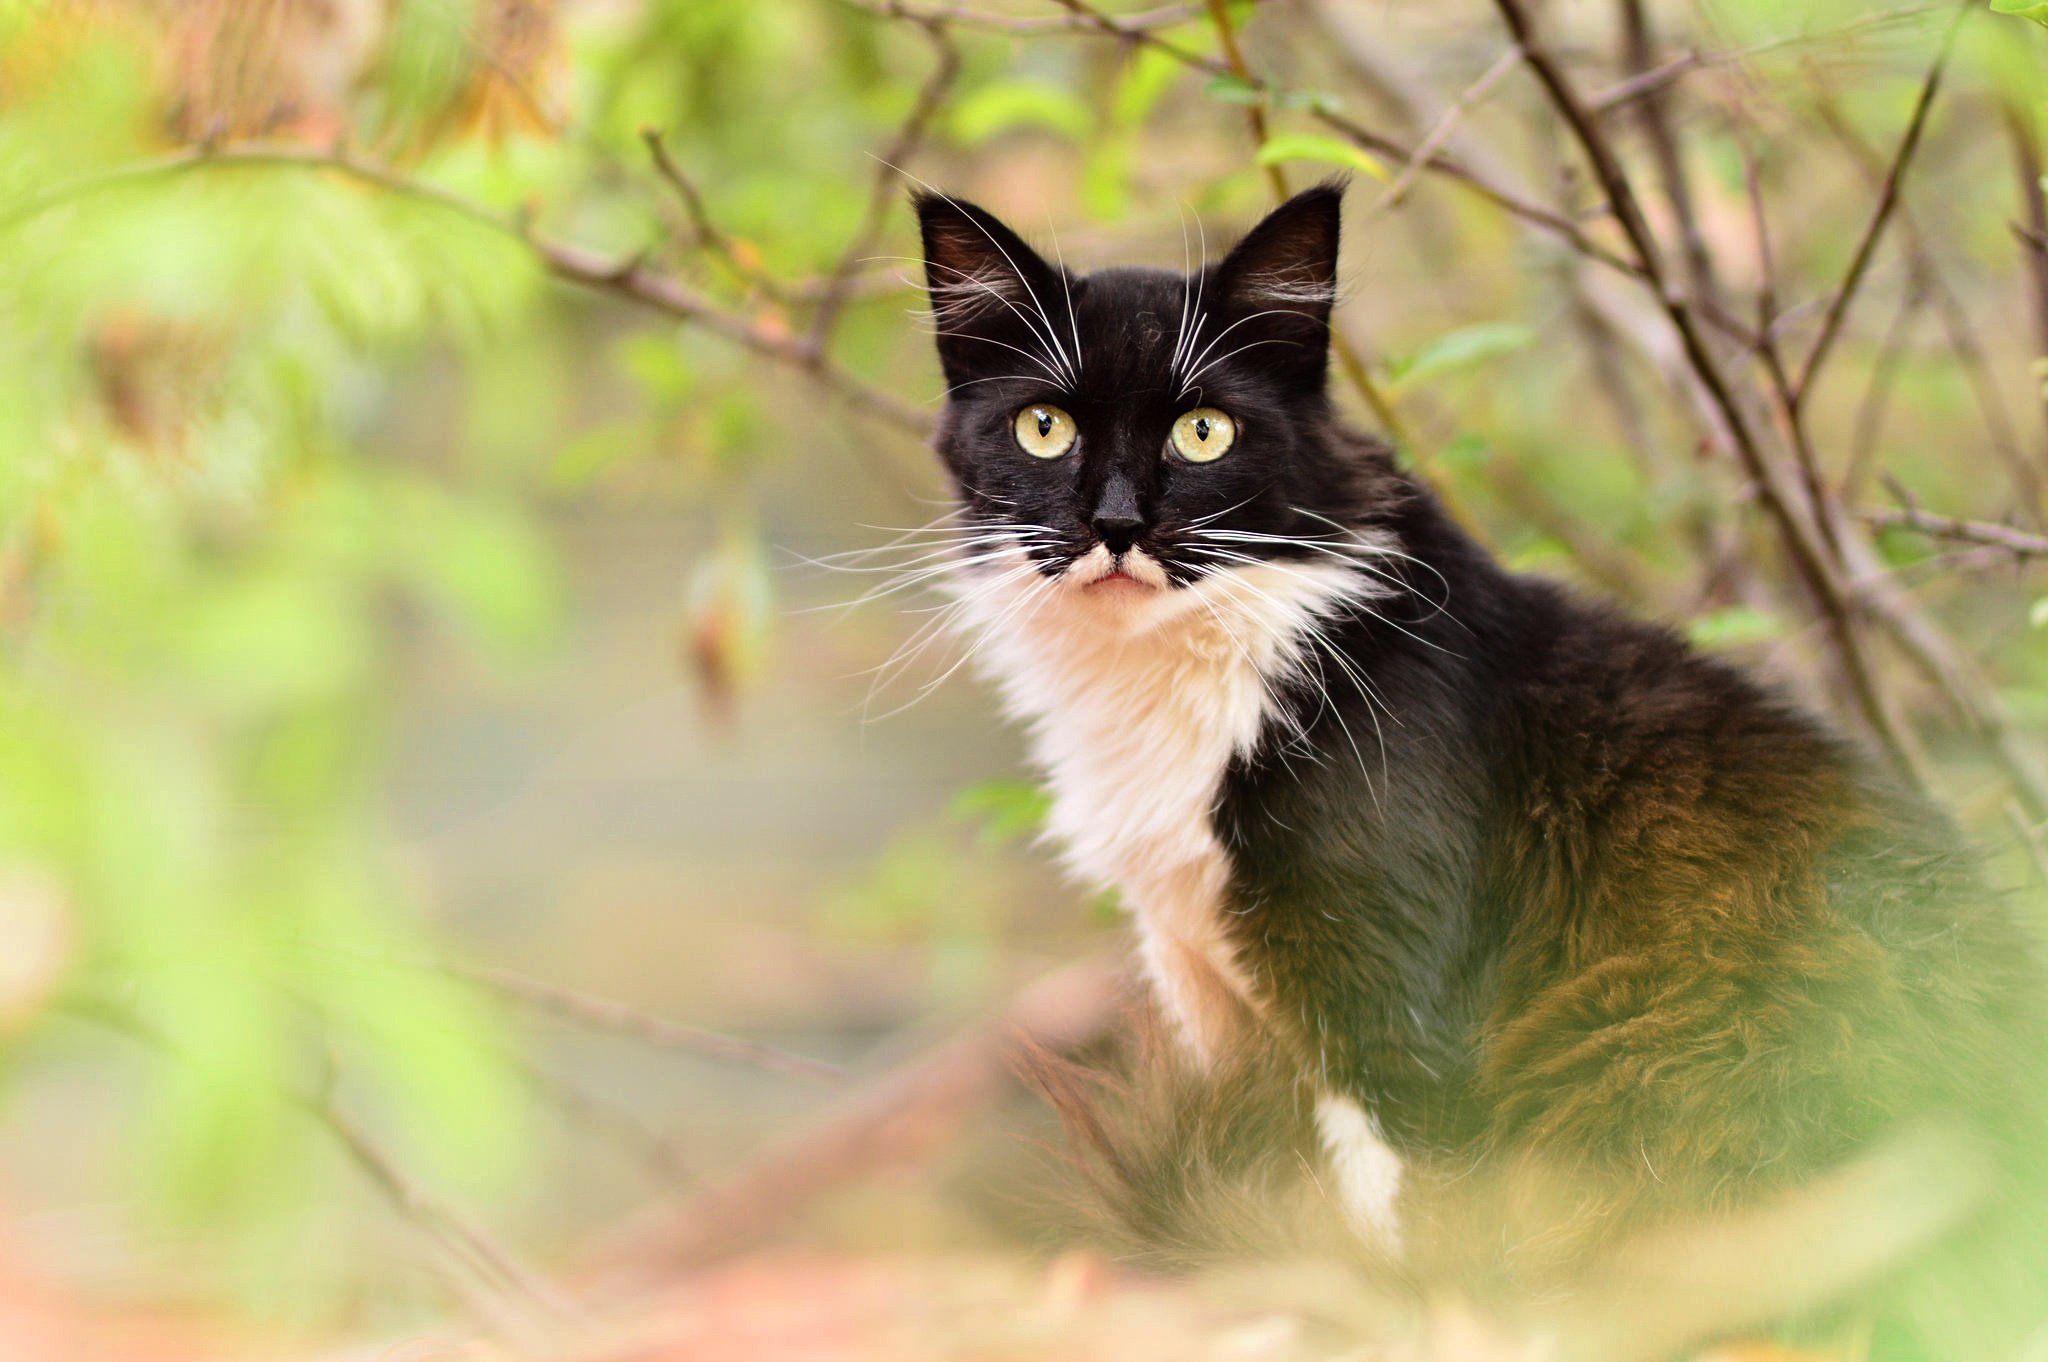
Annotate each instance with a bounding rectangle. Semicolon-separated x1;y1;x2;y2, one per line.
1210;182;1343;387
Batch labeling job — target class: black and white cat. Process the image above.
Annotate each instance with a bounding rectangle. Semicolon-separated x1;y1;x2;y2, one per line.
909;182;2044;1311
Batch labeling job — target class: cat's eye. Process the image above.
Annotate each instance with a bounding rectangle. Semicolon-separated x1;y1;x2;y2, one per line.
1169;408;1237;464
1013;404;1078;460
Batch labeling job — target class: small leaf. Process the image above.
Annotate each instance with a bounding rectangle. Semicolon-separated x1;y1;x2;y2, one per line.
1990;0;2048;29
1255;133;1388;181
1688;605;1785;648
1383;322;1537;394
1275;89;1345;115
1203;74;1265;106
2029;596;2048;629
950;778;1051;848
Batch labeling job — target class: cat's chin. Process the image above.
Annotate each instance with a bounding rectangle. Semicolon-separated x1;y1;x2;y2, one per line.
1064;546;1170;619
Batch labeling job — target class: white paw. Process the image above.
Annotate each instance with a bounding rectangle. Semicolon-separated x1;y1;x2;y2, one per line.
1315;1092;1405;1251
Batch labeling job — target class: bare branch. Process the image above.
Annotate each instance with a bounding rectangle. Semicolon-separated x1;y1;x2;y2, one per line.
0;142;936;437
584;955;1126;1284
1487;0;1930;788
838;0;1210;36
1791;6;1967;409
438;958;846;1085
1857;504;2048;559
64;996;575;1342
809;19;962;352
1584;3;1950;114
1365;45;1523;220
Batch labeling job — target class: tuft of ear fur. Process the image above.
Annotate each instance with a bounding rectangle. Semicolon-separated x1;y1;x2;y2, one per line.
1213;181;1344;319
913;191;1065;390
1195;181;1344;392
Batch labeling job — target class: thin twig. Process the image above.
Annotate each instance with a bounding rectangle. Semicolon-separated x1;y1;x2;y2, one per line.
1488;0;1929;788
1857;503;2048;559
1365;45;1523;219
1790;5;1967;409
1195;0;1411;447
583;954;1126;1283
1584;3;1950;114
438;958;846;1085
62;996;574;1340
839;0;1211;36
809;19;961;353
1814;96;2039;516
0;142;936;437
639;126;787;302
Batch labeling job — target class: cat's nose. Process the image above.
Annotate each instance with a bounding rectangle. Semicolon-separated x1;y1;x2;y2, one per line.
1092;478;1145;555
1093;511;1144;555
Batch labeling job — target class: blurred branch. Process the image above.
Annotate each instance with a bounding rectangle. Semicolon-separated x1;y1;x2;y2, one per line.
585;954;1126;1284
809;18;962;352
1857;503;2048;559
0;142;936;438
2007;99;2048;452
64;996;575;1344
513;1051;697;1186
436;958;846;1085
1843;273;1927;502
1790;6;1965;411
1619;0;1719;309
639;126;789;302
1815;97;2037;511
841;0;1211;35
1196;0;1411;448
1487;0;1934;790
1365;45;1523;220
1584;3;1950;114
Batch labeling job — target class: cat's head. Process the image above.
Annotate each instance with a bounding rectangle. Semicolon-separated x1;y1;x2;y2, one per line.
915;183;1386;623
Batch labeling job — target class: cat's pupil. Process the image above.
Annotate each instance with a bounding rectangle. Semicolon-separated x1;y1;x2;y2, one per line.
1037;412;1053;437
1193;418;1211;442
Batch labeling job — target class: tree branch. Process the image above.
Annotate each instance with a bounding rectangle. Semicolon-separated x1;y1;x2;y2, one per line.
1487;0;1930;788
437;957;846;1085
809;18;962;351
0;142;936;437
1790;6;1966;409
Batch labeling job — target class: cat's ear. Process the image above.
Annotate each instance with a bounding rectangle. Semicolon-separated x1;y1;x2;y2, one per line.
1208;182;1343;388
915;192;1066;390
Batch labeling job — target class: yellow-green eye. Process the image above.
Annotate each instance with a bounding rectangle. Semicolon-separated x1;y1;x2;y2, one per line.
1169;407;1237;463
1013;404;1078;459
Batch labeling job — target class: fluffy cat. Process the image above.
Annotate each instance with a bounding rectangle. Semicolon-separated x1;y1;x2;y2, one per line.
909;182;2046;1350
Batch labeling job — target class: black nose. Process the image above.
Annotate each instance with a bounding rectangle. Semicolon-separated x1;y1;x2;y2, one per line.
1092;511;1144;555
1092;476;1145;555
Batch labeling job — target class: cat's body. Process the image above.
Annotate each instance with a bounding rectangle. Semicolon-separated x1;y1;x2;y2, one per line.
910;184;2046;1344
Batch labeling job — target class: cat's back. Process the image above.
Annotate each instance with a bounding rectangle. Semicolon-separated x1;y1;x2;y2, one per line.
1476;576;2042;1198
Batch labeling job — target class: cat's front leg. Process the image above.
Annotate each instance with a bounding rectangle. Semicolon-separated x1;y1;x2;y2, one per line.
1135;929;1260;1068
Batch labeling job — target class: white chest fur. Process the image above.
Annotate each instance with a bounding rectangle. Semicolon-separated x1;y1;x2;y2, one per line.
958;551;1369;1064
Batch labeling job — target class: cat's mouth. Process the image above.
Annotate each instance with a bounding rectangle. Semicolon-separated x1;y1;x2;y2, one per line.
1068;545;1168;601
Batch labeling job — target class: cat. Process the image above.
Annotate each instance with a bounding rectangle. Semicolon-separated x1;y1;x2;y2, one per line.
908;181;2047;1350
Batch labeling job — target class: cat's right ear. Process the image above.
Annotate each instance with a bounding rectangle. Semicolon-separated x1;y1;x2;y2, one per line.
914;192;1063;390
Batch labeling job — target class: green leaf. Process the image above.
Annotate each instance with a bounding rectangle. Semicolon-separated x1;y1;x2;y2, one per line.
1687;605;1785;648
951;78;1093;145
1255;133;1388;181
1383;322;1537;394
1275;89;1345;115
2029;596;2048;629
1204;74;1265;106
949;778;1051;848
1990;0;2048;29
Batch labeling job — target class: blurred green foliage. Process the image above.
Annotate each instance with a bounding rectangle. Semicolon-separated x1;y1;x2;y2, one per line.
0;0;2042;1328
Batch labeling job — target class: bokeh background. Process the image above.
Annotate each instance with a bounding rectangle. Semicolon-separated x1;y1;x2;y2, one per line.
0;0;2046;1357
